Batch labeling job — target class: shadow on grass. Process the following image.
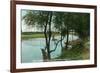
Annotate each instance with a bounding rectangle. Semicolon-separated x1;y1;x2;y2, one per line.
54;43;90;61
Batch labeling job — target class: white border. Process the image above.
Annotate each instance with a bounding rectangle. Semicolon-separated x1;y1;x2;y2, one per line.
16;4;95;69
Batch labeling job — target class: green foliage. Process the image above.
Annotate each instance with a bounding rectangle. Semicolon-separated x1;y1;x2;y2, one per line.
22;11;37;26
36;11;49;29
55;44;89;60
22;10;90;61
59;48;83;60
22;10;90;39
73;13;90;39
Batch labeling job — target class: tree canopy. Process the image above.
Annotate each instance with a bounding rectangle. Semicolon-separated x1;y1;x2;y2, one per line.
22;10;90;61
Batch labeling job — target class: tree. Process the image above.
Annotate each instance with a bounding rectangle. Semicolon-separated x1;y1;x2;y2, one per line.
53;12;66;49
23;10;53;60
73;13;90;39
22;10;90;61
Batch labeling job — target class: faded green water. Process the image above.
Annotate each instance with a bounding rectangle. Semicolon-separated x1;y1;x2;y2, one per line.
21;35;78;63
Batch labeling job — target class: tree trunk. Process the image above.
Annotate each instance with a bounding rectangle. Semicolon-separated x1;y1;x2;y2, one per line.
43;12;51;61
41;49;48;62
47;12;53;60
60;33;63;49
66;27;69;50
72;29;74;41
42;12;53;61
44;22;49;60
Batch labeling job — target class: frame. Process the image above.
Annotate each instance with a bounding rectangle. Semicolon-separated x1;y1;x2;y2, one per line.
11;0;97;73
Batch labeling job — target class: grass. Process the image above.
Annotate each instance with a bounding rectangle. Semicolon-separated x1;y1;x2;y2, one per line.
54;39;90;61
54;48;89;61
22;33;45;40
21;32;60;40
21;32;77;40
55;48;83;60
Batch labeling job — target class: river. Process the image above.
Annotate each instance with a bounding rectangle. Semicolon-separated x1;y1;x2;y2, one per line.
21;35;78;63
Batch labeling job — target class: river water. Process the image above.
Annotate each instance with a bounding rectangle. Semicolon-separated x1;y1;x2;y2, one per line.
21;35;78;63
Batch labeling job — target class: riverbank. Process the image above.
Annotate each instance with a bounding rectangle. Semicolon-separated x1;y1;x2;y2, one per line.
22;33;45;40
55;48;89;60
21;32;60;40
54;39;90;61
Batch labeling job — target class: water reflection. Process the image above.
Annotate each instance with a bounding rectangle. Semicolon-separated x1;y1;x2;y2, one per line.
21;35;78;63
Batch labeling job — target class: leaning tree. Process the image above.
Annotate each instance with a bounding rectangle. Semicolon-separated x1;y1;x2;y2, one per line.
22;10;54;61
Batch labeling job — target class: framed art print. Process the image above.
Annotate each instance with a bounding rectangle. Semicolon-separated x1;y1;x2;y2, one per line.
10;0;97;72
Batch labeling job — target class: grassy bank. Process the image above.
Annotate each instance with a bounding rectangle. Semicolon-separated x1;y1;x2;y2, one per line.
21;32;60;40
22;33;45;40
54;39;90;61
55;48;89;60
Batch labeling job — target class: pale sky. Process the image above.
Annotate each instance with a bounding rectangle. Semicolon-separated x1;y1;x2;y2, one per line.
21;9;56;32
21;10;44;32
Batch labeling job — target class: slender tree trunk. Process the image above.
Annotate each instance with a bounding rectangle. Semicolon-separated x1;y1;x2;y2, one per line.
47;12;53;60
44;24;48;49
60;33;63;49
42;12;53;61
43;12;50;61
72;29;74;41
66;27;69;50
43;20;48;61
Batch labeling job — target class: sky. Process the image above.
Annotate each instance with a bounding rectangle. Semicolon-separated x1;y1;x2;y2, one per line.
21;9;56;32
21;10;44;32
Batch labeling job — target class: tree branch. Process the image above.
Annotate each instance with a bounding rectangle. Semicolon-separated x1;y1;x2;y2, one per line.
50;36;65;53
